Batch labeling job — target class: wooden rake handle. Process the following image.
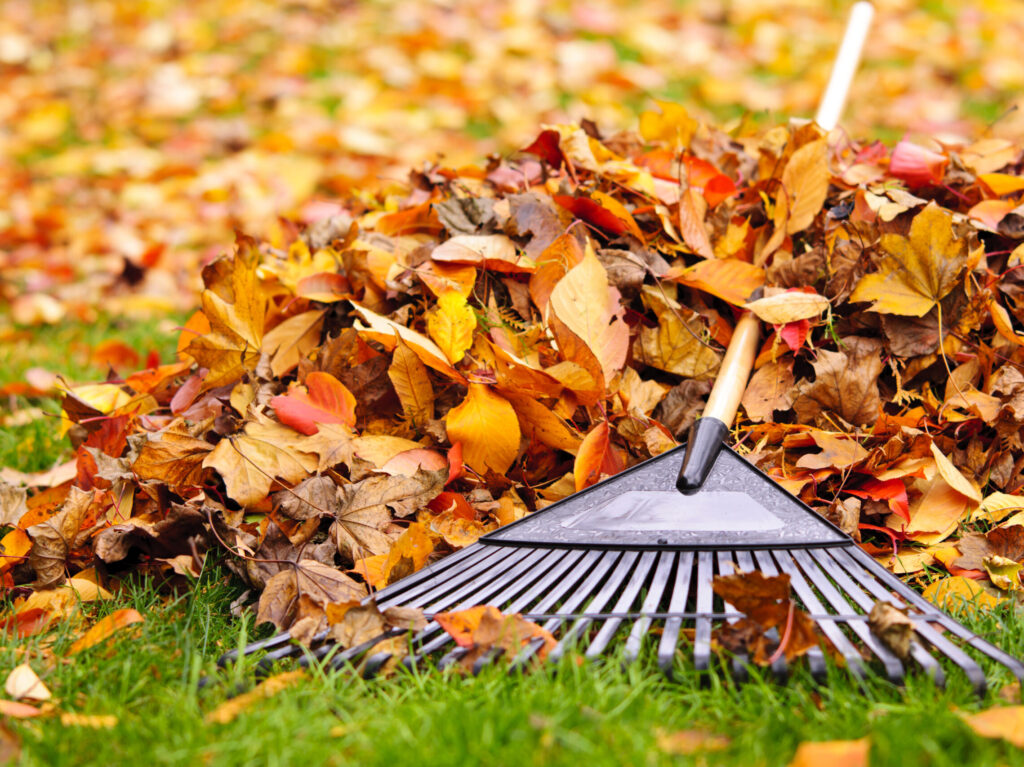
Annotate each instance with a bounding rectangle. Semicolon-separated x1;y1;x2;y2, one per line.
675;1;873;494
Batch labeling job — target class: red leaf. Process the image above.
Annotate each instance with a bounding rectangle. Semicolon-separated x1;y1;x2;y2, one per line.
521;130;564;167
447;442;464;484
777;319;810;351
554;195;629;236
428;491;476;520
270;372;357;435
848;478;910;522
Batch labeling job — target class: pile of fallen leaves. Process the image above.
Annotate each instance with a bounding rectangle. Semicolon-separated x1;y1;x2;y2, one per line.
3;106;1024;659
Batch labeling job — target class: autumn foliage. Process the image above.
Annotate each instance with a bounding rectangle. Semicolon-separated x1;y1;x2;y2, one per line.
3;105;1024;652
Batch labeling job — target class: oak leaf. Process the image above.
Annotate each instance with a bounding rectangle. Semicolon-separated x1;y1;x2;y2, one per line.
850;203;967;317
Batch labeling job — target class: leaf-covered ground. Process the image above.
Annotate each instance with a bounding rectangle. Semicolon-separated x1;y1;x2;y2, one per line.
5;0;1024;763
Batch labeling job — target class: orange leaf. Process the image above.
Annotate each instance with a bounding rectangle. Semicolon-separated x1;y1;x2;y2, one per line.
574;422;623;491
667;258;765;306
68;608;144;655
0;528;31;575
678;187;713;258
270;372;357;435
960;706;1024;748
445;384;521;475
786;739;869;767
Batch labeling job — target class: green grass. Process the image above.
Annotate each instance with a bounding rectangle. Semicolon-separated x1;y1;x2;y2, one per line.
0;313;185;474
6;561;1024;767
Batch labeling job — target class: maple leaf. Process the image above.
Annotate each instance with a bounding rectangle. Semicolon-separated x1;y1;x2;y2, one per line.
26;487;98;588
132;423;213;489
256;560;365;632
633;286;721;380
434;605;557;669
850;203;967;317
792;343;882;427
202;418;318;508
183;236;267;387
331;469;446;561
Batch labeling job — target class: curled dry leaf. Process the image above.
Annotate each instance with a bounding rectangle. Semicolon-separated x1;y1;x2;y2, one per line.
867;601;914;661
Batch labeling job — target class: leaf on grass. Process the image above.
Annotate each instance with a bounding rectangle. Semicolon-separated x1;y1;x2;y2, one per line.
5;664;50;702
786;739;869;767
256;561;366;632
850;203;967;317
205;671;306;725
921;576;1004;617
68;608;144;655
270;372;357;435
445;384;521;475
655;729;730;756
959;706;1024;748
202;418;318;508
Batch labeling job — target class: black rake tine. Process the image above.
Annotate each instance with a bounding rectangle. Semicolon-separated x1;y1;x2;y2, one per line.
550;551;641;663
624;551;674;663
808;548;942;685
750;550;789;682
716;550;750;683
826;548;988;692
844;547;1024;684
370;543;485;604
771;549;864;681
693;551;715;673
657;551;695;677
585;550;658;660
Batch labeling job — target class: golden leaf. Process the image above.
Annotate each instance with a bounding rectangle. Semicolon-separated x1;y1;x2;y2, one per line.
445;384;521;475
633;287;721;380
781;138;829;234
388;336;435;425
639;101;696;147
68;608;144;655
850;203;967;317
427;292;476;364
786;739;869;767
202;418;318;507
204;671;306;725
549;250;630;381
262;309;326;378
960;706;1024;748
744;291;830;324
351;302;462;380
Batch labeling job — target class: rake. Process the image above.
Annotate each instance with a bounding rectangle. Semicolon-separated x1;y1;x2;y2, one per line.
220;2;1024;693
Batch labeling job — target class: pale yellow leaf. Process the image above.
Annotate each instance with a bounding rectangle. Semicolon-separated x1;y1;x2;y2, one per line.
262;309;326;378
5;665;50;702
930;442;982;505
744;291;830;324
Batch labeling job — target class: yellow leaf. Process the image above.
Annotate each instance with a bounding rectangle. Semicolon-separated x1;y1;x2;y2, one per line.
983;555;1022;591
502;391;583;453
639;101;696;147
786;738;869;767
655;729;730;755
850;203;967;317
549;250;630;380
427;292;476;364
58;383;133;438
184;237;266;387
262;309;326;378
781;139;829;234
633;286;721;380
68;609;144;655
445;384;521;475
744;291;830;324
351;302;463;381
979;173;1024;196
205;671;306;725
202;418;318;507
972;492;1024;524
388;337;435;425
960;706;1024;748
60;713;118;729
930;442;982;505
922;576;1004;617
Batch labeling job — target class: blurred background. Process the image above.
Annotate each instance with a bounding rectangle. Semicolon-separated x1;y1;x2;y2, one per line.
2;0;1023;320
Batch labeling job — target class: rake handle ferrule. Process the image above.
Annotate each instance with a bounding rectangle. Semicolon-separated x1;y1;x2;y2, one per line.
677;310;760;494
